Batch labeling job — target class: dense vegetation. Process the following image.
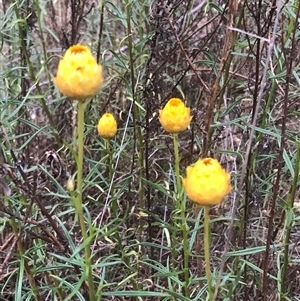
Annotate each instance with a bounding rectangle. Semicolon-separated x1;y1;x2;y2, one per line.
1;1;300;300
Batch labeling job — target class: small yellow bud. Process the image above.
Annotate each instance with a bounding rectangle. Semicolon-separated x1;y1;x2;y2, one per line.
159;98;192;133
54;44;103;100
66;178;75;192
97;113;117;139
138;211;148;217
183;158;231;206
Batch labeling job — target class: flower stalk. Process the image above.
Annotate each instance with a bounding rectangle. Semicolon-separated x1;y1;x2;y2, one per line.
97;113;118;216
105;138;117;217
54;44;103;301
173;134;181;192
173;133;190;296
183;158;231;300
204;205;213;299
76;101;96;301
159;98;192;296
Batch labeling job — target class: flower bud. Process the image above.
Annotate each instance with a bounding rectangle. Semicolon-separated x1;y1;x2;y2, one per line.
159;98;192;133
66;178;75;192
183;158;231;206
97;113;117;139
54;44;103;100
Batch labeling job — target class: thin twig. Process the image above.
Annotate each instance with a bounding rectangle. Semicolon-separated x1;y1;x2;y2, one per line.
213;1;282;300
167;18;210;92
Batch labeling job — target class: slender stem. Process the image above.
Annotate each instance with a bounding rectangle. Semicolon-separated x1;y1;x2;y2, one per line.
280;141;300;299
106;139;113;187
106;139;116;217
9;217;42;301
105;138;122;248
13;3;62;147
180;197;190;297
76;101;96;301
171;134;179;277
125;0;144;240
77;101;84;216
173;133;189;296
204;205;213;300
173;134;181;193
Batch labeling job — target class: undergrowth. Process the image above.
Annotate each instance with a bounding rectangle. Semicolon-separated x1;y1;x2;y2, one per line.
1;0;300;300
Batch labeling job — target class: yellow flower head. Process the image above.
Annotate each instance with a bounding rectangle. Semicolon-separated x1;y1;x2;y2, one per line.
183;158;231;206
159;98;192;133
54;44;103;100
97;113;117;139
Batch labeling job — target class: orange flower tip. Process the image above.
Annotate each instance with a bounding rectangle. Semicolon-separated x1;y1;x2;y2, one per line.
97;113;118;139
159;98;192;133
183;158;231;206
54;44;103;100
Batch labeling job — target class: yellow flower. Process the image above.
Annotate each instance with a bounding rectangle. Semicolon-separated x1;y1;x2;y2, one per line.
159;98;192;133
97;113;117;139
182;158;231;206
54;44;103;100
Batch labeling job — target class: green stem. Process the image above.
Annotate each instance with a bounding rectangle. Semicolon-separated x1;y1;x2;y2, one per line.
76;101;96;301
173;134;181;193
10;217;42;301
204;205;213;300
280;140;300;299
173;133;189;296
106;139;117;218
106;139;113;187
106;138;122;247
181;197;190;297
